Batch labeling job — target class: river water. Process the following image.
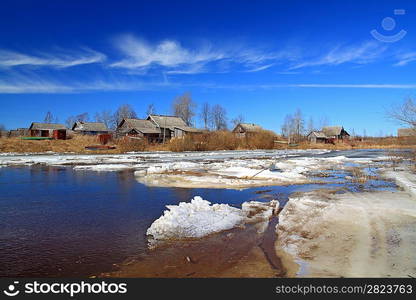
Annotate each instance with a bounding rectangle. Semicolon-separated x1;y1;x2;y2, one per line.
0;149;398;277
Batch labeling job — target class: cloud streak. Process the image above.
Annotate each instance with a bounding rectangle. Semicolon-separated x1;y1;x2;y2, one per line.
0;48;106;68
289;41;387;70
110;34;292;74
394;52;416;66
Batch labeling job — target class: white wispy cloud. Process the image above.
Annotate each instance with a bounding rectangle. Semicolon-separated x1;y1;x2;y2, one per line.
110;34;293;74
394;52;416;66
110;35;224;70
0;47;106;68
289;41;387;70
2;74;416;94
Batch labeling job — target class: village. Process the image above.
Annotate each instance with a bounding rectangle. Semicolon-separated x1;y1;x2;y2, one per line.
0;114;414;154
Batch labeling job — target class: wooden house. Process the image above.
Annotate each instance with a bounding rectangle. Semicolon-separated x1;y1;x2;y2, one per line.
116;118;161;142
322;126;350;140
29;123;67;139
72;122;110;135
147;115;201;141
307;131;327;143
398;128;416;138
232;123;263;138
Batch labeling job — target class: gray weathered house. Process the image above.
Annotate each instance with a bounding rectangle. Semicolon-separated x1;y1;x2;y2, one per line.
307;131;327;143
29;123;67;139
147;115;201;141
116;118;161;142
72;122;110;135
0;130;9;138
398;128;416;137
232;123;263;138
8;128;28;138
322;126;350;140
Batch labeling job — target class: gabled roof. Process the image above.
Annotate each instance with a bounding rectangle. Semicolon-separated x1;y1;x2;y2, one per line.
233;123;263;133
174;126;203;133
308;131;327;138
72;122;109;132
29;123;67;130
119;118;161;134
322;126;344;136
398;128;416;137
148;115;188;128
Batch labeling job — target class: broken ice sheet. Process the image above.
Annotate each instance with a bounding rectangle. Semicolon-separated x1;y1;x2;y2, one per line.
146;196;279;249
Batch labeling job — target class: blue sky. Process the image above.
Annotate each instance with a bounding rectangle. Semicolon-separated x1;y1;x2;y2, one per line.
0;0;415;135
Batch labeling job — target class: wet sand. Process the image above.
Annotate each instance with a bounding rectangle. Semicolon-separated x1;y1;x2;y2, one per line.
102;222;284;278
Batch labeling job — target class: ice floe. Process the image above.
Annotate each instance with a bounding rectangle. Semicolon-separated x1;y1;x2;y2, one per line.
0;149;395;189
146;196;279;247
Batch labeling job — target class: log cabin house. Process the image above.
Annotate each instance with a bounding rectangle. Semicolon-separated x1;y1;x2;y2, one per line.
232;123;264;138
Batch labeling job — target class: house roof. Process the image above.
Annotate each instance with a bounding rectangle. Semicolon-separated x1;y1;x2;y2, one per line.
174;126;202;133
308;131;327;138
234;123;263;133
148;115;188;128
72;122;109;132
322;126;344;136
29;123;67;130
119;119;161;134
398;128;416;137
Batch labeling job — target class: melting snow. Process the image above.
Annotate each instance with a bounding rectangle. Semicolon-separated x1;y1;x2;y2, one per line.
146;196;279;247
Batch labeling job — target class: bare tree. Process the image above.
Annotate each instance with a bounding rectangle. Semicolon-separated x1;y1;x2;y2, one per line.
172;92;197;126
211;104;228;130
146;104;156;117
318;116;329;130
75;112;89;122
95;110;115;129
65;112;89;128
0;123;6;131
292;109;305;142
307;117;315;133
281;114;291;138
44;111;54;123
114;104;137;127
231;114;245;128
200;102;211;130
65;116;77;128
388;98;416;127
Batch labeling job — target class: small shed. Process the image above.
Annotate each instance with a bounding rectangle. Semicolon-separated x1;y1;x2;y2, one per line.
398;128;416;137
307;131;327;143
72;122;110;135
0;130;10;138
29;123;67;139
8;128;29;137
232;123;263;138
322;126;350;140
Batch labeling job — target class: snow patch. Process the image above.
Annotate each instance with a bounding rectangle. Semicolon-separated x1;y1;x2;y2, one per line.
276;191;416;278
146;197;279;247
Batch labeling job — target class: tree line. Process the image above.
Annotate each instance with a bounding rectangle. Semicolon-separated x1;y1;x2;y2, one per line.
38;92;238;131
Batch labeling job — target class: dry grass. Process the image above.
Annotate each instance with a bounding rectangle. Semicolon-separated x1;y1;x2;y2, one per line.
1;133;415;154
168;130;277;152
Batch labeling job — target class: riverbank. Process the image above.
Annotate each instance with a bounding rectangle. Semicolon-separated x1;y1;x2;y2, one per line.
0;136;414;155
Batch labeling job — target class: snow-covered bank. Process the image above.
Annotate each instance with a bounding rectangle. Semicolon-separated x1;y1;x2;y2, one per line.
276;191;416;278
146;196;279;248
384;170;416;197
